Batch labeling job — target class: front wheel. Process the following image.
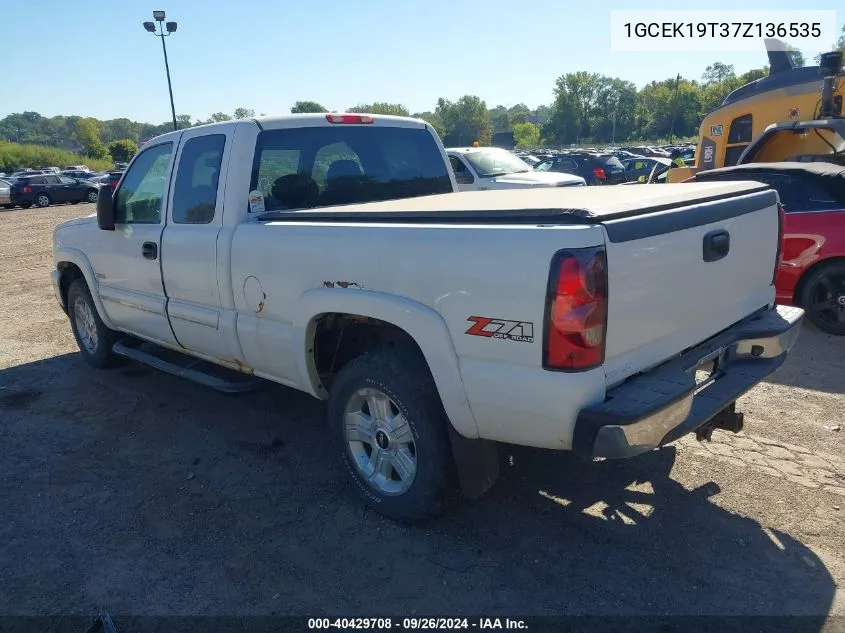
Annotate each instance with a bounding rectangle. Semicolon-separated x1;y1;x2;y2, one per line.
86;189;99;203
800;262;845;335
327;348;457;523
67;278;121;368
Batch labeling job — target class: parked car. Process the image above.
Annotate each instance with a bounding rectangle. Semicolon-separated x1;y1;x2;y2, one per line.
691;162;845;335
51;113;802;522
62;170;103;180
10;174;101;208
0;178;13;208
534;152;627;185
447;147;585;190
621;156;673;183
64;165;90;172
105;170;123;192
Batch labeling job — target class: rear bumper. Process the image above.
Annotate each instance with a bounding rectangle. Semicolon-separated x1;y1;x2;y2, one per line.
573;305;804;459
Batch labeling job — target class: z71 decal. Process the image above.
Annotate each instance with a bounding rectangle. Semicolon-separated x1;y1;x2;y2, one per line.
466;316;534;343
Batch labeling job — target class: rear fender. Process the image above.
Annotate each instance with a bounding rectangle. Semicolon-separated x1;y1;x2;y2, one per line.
292;288;480;440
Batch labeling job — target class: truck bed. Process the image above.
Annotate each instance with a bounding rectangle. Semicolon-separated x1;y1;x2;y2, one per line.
259;181;774;233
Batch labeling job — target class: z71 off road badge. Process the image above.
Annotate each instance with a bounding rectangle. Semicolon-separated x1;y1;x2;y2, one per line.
710;124;723;137
466;316;534;343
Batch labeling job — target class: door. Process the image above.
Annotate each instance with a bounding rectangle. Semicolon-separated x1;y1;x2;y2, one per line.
449;155;476;191
44;175;65;202
58;176;80;201
86;140;179;347
161;128;235;361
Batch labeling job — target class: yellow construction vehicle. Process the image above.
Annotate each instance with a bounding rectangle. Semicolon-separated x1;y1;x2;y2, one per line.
667;42;844;182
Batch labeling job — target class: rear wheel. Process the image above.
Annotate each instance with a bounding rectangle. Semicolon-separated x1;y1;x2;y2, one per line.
799;262;845;335
327;347;457;523
67;278;121;368
35;193;50;208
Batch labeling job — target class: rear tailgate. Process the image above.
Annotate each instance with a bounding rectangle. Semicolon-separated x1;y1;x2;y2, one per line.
597;181;780;387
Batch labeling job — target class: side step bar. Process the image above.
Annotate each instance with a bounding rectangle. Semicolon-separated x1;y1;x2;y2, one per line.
112;339;264;394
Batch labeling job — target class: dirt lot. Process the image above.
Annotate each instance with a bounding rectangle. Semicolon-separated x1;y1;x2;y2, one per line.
1;203;844;619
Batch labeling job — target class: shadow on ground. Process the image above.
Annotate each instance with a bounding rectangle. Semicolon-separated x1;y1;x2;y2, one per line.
764;323;844;394
0;352;836;620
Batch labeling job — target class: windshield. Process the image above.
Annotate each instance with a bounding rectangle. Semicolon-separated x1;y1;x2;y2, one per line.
461;148;532;177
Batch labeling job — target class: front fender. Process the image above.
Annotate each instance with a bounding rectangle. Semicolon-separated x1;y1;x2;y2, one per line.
292;288;480;439
53;247;117;331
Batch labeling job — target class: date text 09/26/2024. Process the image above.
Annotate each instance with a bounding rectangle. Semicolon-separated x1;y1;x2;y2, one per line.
307;618;528;630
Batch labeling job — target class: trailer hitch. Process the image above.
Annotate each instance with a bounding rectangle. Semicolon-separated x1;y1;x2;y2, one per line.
695;402;744;442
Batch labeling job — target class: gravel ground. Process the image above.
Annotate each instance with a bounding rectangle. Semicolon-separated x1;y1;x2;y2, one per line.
1;203;844;620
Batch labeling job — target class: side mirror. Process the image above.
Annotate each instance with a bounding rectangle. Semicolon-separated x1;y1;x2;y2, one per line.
97;186;115;231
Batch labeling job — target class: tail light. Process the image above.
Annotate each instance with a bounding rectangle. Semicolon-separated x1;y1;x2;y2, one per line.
592;167;607;180
326;114;373;124
543;248;608;371
23;186;32;193
773;203;785;285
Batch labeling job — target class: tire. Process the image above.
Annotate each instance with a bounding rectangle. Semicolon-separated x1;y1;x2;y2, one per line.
35;193;51;208
328;347;457;523
67;278;121;368
86;189;99;203
799;261;845;335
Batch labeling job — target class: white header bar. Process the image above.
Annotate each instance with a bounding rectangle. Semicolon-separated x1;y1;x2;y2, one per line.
610;10;838;52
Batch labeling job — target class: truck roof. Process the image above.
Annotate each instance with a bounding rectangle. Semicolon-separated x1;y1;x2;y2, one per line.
261;181;774;225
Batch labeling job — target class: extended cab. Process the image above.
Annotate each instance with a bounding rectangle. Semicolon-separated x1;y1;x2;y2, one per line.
52;113;803;523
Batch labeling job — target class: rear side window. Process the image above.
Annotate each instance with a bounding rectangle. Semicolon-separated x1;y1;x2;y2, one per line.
249;125;452;212
598;156;624;170
172;134;226;224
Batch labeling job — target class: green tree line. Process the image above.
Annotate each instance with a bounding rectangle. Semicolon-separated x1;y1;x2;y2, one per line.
2;26;842;159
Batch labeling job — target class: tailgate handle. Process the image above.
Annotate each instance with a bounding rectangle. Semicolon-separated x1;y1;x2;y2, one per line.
703;230;730;262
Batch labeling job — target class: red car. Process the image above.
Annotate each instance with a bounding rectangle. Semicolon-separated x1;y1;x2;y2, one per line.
692;162;845;335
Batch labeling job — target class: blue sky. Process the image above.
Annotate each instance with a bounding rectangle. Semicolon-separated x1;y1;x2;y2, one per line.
3;0;842;124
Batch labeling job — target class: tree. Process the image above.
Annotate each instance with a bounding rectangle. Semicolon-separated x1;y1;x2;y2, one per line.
788;49;805;67
233;107;255;119
434;95;492;146
291;101;327;113
411;111;447;139
488;105;509;132
176;114;193;129
210;112;233;122
108;139;138;163
545;72;604;144
702;62;735;85
347;102;409;116
75;118;108;159
513;122;540;149
506;104;531;128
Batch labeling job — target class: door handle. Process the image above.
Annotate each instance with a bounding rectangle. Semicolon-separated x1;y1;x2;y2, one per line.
702;229;730;262
141;242;158;260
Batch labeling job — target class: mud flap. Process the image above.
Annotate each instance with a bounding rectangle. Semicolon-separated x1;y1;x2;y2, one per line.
447;425;500;500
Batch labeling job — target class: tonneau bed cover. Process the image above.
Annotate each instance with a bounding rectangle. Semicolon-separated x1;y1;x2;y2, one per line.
259;181;775;231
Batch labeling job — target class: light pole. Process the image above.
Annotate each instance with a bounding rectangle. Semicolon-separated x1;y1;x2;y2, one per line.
143;11;178;131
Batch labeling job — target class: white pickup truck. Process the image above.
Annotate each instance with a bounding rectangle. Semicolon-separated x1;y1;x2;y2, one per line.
52;113;804;523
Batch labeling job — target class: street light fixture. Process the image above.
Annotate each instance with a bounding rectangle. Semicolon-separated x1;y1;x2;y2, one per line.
143;10;178;131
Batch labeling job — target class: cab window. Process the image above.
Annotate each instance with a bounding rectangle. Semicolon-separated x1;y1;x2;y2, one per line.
114;143;173;224
724;114;753;167
172;134;225;224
